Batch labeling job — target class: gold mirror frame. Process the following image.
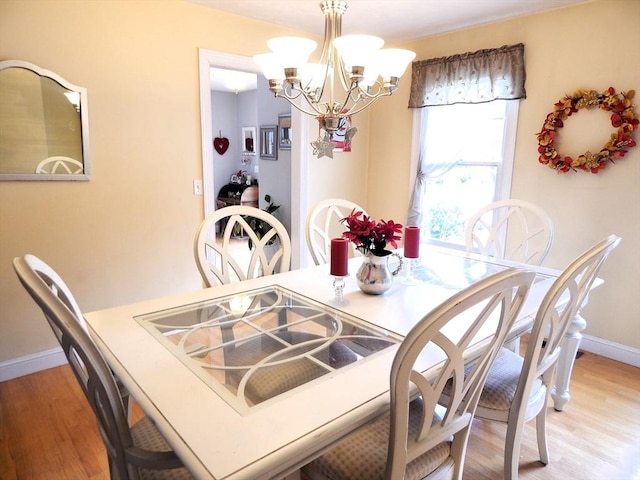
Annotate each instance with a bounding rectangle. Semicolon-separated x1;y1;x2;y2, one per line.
0;60;91;181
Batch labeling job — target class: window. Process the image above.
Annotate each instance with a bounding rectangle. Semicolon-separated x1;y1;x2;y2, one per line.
419;100;518;249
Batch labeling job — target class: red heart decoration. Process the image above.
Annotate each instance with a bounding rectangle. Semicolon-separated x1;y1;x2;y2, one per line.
214;137;229;155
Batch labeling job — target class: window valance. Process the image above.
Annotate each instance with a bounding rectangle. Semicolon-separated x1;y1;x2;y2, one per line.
408;43;526;108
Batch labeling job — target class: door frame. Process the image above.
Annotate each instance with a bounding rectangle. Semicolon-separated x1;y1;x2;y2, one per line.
197;49;309;268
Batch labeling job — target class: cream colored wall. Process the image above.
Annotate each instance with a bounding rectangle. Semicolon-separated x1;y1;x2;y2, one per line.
1;0;638;366
307;112;370;211
368;0;640;349
0;0;308;363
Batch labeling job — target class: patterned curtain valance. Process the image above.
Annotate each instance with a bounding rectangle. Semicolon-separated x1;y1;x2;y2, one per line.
408;43;526;108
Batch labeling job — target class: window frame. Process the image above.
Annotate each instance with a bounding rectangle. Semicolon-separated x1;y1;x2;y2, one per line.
409;100;520;250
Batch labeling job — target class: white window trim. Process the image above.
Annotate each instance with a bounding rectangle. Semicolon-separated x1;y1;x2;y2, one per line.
410;100;520;249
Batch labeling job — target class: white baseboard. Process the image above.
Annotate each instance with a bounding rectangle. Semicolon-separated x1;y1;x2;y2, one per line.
0;347;67;382
1;335;637;383
580;334;640;367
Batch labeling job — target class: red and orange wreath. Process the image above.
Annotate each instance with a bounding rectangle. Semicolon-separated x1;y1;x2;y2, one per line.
537;87;638;174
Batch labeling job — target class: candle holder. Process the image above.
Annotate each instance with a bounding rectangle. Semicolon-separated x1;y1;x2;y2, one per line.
330;275;349;306
402;257;419;285
402;225;420;285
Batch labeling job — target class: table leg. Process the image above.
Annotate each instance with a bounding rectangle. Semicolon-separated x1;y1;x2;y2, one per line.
551;313;586;411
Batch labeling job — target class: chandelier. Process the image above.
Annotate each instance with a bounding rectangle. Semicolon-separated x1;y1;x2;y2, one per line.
253;1;416;158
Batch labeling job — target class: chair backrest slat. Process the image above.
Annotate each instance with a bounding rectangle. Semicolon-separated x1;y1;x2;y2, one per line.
517;234;621;406
13;255;137;479
306;198;369;265
194;205;292;286
385;268;535;479
465;199;554;266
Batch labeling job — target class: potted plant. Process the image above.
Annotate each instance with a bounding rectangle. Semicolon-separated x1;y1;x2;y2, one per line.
244;194;281;249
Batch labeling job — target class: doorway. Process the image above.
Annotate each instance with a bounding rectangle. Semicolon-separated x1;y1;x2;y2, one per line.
198;49;310;268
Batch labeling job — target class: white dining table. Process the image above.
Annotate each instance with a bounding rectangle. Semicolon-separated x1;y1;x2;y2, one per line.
85;245;562;480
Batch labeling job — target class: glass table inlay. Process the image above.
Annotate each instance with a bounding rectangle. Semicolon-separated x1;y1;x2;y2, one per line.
135;285;400;413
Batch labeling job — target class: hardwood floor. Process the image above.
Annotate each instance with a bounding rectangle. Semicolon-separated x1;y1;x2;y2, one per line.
1;350;638;480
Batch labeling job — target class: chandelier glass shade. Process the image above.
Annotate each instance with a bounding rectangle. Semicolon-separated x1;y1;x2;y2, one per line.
254;1;416;155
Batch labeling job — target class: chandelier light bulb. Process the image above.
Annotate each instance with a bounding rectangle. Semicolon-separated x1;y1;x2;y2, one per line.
253;53;285;81
267;37;318;69
375;49;417;79
333;34;384;73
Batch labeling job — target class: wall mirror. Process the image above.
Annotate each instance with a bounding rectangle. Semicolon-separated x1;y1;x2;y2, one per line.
260;125;277;160
278;114;291;150
241;126;256;155
0;60;91;181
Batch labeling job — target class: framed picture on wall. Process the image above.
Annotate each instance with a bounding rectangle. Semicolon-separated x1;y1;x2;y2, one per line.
242;126;256;155
278;114;291;150
260;125;277;160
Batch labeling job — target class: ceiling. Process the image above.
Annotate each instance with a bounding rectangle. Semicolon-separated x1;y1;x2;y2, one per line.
187;0;588;43
196;0;589;92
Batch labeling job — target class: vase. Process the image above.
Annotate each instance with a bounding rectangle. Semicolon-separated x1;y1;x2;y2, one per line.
355;251;403;295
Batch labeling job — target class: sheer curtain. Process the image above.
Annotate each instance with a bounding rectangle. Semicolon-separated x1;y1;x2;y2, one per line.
406;43;526;227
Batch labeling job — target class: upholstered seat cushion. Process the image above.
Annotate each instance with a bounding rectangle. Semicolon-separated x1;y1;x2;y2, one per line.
440;347;543;414
477;347;543;412
225;331;357;404
131;416;193;479
303;399;452;480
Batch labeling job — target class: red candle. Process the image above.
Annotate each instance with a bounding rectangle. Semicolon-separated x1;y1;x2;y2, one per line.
404;226;420;259
330;238;349;276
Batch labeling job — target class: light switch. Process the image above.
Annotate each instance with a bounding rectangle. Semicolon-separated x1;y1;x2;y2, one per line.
193;179;203;195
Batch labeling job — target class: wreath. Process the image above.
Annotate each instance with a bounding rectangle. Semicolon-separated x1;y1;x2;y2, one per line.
537;87;638;174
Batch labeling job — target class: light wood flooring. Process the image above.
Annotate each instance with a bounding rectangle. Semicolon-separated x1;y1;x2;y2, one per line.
1;350;639;480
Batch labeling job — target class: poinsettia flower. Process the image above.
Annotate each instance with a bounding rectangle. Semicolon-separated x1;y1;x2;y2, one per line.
341;210;403;255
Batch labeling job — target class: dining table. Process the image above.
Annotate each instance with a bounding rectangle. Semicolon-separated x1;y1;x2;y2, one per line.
85;245;569;480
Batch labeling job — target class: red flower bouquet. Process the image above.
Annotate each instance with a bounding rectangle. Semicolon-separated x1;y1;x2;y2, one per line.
340;209;403;256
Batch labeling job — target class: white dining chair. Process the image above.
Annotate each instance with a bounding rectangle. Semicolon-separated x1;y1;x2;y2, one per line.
302;268;535;480
195;206;357;403
12;254;132;419
444;234;621;480
13;255;192;480
305;198;369;265
35;156;84;174
465;199;554;266
194;205;291;287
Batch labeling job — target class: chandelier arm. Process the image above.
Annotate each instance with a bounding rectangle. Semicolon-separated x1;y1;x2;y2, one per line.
342;92;392;117
285;97;331;119
277;88;328;117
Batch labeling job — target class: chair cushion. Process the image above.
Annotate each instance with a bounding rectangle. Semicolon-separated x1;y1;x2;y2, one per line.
225;331;358;404
131;416;192;479
304;399;452;480
476;347;543;412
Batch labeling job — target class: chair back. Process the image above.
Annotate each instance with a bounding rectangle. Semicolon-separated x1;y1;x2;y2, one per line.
194;205;291;286
35;156;84;174
13;255;139;479
516;234;621;410
305;198;368;265
386;268;535;479
465;199;554;265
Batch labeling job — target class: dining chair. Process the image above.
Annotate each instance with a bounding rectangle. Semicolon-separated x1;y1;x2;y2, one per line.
302;268;535;480
445;234;621;480
305;198;369;265
194;206;357;403
194;205;291;287
35;156;84;174
13;254;192;480
12;254;132;419
465;199;554;266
